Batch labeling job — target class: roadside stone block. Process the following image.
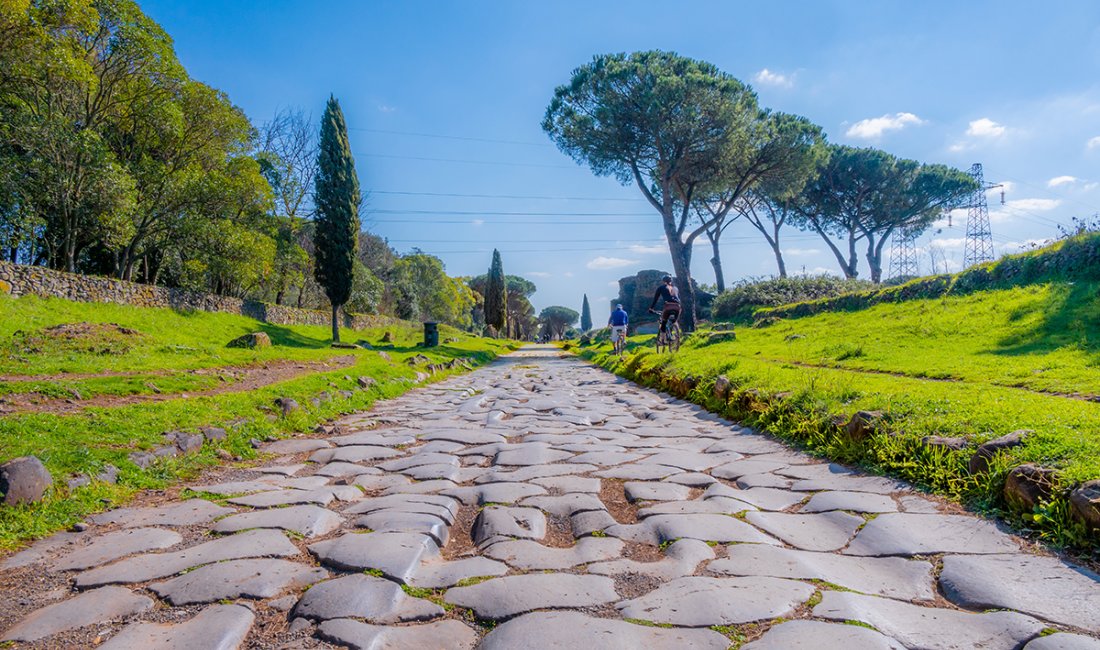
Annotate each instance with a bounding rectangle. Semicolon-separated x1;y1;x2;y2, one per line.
0;455;52;505
2;586;153;642
100;604;254;650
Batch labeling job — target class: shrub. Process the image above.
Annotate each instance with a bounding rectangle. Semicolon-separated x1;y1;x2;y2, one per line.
712;275;873;322
756;232;1100;323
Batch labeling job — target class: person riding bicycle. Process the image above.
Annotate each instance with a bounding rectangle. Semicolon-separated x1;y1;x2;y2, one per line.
648;275;681;335
608;304;629;347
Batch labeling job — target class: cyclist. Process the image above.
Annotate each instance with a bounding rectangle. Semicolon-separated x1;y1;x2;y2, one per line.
608;303;629;351
648;275;681;336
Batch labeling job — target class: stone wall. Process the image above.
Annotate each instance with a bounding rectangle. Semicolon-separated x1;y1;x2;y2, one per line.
0;261;402;330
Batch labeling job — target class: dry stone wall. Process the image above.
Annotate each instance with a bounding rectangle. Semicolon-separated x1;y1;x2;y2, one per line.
0;261;400;330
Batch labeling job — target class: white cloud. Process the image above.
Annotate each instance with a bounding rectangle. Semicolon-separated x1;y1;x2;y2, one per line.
845;112;924;139
1088;136;1100;149
1001;238;1052;253
628;242;666;255
471;219;485;226
989;198;1061;223
586;256;638;270
753;68;794;89
377;104;397;113
1047;175;1077;188
929;237;968;251
526;271;551;278
966;118;1006;138
784;247;821;257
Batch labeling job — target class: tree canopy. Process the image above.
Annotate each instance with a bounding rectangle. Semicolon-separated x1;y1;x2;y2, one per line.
313;95;360;341
539;305;579;340
543;51;825;329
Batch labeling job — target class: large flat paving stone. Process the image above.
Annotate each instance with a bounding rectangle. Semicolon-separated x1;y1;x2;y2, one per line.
704;483;806;511
607;513;781;545
616;576;814;626
589;538;713;580
354;510;450;546
478;611;730;650
1025;633;1100;649
410;556;510;588
227;486;360;508
317;618;478;650
308;531;439;583
420;429;507;445
709;543;934;600
150;558;327;605
89;499;234;528
55;527;182;571
444;482;547;505
211;504;342;538
484;537;624;570
443;573;618;620
844;513;1020;556
2;586;154;642
711;458;789;479
292;573;442;623
743;620;905;650
801;490;898;513
493;443;574;466
624;481;692;502
75;529;299;587
813;590;1046;650
100;603;254;650
939;553;1100;632
473;506;547;546
521;493;606;517
311;445;401;464
744;511;864;551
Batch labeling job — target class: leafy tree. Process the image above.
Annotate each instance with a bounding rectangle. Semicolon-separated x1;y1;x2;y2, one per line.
391;252;476;328
313;96;360;342
580;294;592;331
484;248;507;335
544;52;823;329
794;145;976;282
469;273;538;339
539;305;579;340
345;261;383;314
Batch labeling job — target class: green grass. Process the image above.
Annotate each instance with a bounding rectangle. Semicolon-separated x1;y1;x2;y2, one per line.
580;282;1100;551
0;293;514;551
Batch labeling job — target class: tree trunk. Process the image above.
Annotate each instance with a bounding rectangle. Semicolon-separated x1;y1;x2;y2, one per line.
707;231;725;293
331;303;340;342
275;290;285;305
667;236;697;331
773;246;787;278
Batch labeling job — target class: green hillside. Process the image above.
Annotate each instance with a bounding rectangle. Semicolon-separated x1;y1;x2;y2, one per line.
583;272;1100;550
0;295;513;549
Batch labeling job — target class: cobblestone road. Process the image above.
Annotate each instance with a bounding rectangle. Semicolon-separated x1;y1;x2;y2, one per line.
3;345;1100;649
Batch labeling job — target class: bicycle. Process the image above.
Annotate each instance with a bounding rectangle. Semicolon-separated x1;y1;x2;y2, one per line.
650;309;681;354
611;326;627;358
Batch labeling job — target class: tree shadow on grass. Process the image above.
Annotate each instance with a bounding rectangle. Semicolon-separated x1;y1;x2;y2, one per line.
991;282;1100;360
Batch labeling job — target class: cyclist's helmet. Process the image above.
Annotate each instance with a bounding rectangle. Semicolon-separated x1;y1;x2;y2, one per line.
661;275;672;283
616;304;623;310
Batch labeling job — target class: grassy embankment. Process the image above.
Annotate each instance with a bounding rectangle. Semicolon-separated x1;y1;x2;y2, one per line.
0;294;514;550
581;238;1100;552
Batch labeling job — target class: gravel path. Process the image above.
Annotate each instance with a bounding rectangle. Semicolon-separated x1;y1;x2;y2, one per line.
2;345;1099;649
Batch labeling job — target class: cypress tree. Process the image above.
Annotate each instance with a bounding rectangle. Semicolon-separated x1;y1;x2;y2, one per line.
581;294;592;332
485;249;507;335
313;95;360;342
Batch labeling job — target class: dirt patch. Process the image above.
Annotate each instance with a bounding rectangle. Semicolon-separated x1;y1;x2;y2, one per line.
542;514;574;548
620;541;662;563
0;356;358;416
442;503;480;561
612;572;664;599
598;479;638;524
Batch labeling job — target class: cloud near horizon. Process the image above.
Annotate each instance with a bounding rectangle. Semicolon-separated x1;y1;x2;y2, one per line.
586;256;638;270
966;118;1006;138
845;112;924;139
1047;175;1077;188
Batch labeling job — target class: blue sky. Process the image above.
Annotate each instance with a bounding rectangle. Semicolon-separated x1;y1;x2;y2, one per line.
141;0;1100;317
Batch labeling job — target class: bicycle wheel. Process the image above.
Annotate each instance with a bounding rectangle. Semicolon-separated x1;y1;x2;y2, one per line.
669;324;681;352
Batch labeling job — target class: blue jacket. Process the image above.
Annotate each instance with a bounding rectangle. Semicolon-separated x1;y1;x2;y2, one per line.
609;308;629;327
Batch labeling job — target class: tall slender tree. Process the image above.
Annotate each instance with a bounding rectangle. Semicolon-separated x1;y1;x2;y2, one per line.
313;95;360;342
484;249;507;335
580;294;593;332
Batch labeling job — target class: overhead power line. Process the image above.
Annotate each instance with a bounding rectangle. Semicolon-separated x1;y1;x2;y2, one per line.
369;190;644;202
360;153;576;169
349;127;550;148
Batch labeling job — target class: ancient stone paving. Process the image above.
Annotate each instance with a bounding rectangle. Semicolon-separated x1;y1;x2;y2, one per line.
2;345;1100;649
